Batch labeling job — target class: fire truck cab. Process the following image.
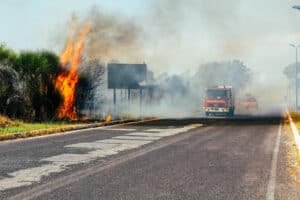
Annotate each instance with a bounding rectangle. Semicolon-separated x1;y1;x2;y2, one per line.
203;86;235;117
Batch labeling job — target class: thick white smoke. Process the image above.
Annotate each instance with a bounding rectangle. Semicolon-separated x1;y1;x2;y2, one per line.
58;0;298;118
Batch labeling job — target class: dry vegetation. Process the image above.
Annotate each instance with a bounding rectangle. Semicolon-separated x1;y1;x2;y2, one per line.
0;115;15;128
290;111;300;133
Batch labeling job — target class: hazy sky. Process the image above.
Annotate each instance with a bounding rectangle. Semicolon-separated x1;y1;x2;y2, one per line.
0;0;145;50
1;0;300;87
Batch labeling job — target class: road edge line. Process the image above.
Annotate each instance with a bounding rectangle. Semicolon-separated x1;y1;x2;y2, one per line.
286;110;300;154
266;123;282;200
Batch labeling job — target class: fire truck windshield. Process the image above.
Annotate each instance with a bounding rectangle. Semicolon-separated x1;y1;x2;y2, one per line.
207;90;228;99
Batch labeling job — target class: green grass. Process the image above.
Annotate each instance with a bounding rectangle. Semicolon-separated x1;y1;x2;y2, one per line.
0;121;82;135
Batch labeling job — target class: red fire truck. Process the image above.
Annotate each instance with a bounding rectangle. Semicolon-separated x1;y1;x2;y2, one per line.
203;86;235;116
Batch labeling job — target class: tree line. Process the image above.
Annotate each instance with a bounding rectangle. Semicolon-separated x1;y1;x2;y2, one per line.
0;44;103;121
0;43;253;120
0;44;63;121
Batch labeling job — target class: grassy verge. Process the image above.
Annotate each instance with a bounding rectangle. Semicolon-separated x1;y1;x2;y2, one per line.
0;114;139;136
0;122;83;135
0;115;82;135
290;111;300;130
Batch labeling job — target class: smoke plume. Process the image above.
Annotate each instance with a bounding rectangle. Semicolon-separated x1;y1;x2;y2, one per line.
58;1;290;118
83;7;143;63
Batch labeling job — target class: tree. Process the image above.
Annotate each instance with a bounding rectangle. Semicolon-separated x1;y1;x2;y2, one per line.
157;74;189;103
193;60;252;92
0;45;23;118
0;66;23;117
0;44;17;66
13;51;62;120
76;59;105;117
283;63;296;85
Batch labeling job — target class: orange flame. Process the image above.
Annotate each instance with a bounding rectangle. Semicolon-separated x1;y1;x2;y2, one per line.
105;115;111;123
55;22;90;120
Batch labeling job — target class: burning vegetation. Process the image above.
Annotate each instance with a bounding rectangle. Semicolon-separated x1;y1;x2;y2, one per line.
51;11;254;119
0;3;289;122
55;22;90;120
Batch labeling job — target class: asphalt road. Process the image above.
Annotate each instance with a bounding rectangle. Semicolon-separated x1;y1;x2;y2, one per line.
0;117;299;200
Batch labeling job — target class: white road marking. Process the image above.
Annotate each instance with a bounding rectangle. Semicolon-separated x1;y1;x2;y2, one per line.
266;123;282;200
65;142;119;149
146;129;168;132
126;132;162;137
113;136;156;141
100;128;137;131
0;125;198;191
42;154;94;164
127;131;174;137
0;164;62;189
97;139;152;146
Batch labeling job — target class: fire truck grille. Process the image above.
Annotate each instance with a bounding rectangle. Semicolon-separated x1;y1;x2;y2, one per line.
208;103;226;107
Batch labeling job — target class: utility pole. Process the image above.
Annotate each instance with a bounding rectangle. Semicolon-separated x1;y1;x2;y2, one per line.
291;6;300;108
297;47;298;109
290;44;300;109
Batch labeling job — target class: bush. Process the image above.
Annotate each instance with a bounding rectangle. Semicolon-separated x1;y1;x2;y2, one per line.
0;115;14;128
